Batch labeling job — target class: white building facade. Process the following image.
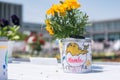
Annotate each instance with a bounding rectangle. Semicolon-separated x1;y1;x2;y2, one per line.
86;19;120;42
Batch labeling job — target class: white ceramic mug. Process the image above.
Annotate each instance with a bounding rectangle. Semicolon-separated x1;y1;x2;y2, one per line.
0;38;8;80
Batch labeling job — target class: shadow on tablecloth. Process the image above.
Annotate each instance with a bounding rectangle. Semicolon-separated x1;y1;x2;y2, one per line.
91;65;103;73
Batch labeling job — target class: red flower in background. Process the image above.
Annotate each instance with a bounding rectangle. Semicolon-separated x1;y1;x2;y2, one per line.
25;32;45;53
32;37;37;42
39;39;45;45
39;33;43;37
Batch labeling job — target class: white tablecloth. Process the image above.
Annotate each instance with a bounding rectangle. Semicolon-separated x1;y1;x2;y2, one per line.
8;61;120;80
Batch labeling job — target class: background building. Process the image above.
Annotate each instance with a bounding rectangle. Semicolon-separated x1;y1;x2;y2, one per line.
22;22;50;39
23;22;43;33
1;1;120;42
0;1;22;27
0;1;47;37
86;19;120;42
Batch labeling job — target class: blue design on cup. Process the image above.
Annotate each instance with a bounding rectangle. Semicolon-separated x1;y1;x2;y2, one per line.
62;56;65;60
3;65;6;69
5;50;8;66
2;50;8;75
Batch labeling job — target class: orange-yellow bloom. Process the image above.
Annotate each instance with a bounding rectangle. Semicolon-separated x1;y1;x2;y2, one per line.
60;12;66;16
46;25;54;35
46;4;60;15
51;4;60;13
64;0;81;9
58;5;66;15
46;7;55;15
45;19;51;25
46;0;81;15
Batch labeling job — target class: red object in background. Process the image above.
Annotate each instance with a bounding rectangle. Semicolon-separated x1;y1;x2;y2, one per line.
32;37;37;42
39;33;43;37
25;31;37;42
24;37;29;42
39;39;45;45
25;32;45;45
30;31;37;36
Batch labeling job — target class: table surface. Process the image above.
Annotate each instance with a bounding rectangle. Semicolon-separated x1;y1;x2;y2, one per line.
8;61;120;80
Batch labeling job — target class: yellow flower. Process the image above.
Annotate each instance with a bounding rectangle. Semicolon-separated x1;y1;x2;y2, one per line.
46;0;81;16
60;12;66;16
59;4;66;14
45;0;88;38
46;7;55;15
63;2;71;10
52;4;60;13
64;0;81;9
53;4;67;15
46;4;57;15
62;3;68;9
71;1;80;9
46;25;54;35
46;4;61;15
45;19;51;25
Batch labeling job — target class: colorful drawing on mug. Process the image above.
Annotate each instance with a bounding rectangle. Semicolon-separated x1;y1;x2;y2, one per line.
86;60;91;67
5;51;8;66
66;53;87;66
2;51;8;76
66;43;89;56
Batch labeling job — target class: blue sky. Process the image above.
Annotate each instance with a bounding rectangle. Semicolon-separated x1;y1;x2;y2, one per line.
0;0;120;23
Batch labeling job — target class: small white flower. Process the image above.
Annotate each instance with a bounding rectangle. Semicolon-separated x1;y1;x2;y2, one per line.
27;36;35;43
8;31;13;35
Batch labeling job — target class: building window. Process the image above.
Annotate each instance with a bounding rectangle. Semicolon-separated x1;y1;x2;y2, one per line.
116;21;120;29
107;22;114;30
93;34;105;42
108;33;120;41
93;24;99;31
93;23;105;32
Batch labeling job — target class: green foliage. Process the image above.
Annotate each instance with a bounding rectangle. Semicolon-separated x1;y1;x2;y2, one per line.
46;9;89;39
0;25;20;40
16;32;28;41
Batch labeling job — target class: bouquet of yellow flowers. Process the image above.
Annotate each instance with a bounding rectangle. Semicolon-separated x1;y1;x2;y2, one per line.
45;0;89;39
